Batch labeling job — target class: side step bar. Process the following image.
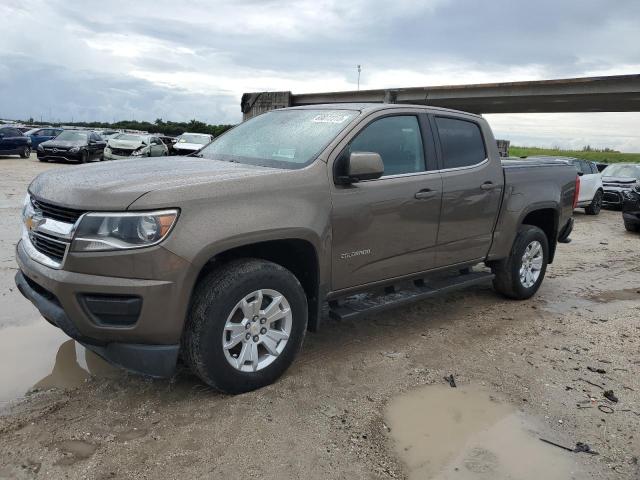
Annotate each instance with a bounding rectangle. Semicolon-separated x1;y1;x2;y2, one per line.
328;271;494;321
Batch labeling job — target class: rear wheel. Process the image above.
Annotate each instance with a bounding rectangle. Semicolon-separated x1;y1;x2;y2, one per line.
585;190;603;215
20;146;31;159
183;258;308;394
491;225;549;300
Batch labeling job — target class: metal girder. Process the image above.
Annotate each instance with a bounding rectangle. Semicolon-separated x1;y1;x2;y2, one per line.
241;74;640;118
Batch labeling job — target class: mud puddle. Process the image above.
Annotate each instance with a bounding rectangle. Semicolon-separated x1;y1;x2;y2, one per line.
385;384;586;479
0;319;118;410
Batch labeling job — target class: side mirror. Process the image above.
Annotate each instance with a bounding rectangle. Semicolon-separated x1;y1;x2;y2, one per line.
344;152;384;183
577;171;584;176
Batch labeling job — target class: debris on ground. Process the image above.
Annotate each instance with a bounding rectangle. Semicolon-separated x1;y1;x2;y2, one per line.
587;366;606;374
597;405;614;414
539;438;599;455
443;374;456;388
603;390;619;403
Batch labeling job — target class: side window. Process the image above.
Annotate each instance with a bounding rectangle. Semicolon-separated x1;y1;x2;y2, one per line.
91;133;101;142
579;161;591;175
435;117;486;169
349;115;425;176
7;128;21;137
589;162;599;174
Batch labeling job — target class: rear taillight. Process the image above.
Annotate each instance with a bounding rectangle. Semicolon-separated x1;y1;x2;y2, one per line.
573;175;580;209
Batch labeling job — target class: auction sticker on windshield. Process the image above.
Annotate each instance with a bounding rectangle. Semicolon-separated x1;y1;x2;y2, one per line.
312;113;351;124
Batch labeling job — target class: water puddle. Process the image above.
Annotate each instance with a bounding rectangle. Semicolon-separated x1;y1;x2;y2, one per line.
385;384;585;480
589;288;640;303
0;319;118;411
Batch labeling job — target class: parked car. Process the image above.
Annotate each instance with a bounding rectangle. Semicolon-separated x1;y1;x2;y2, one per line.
173;132;213;155
24;127;63;149
156;135;178;155
0;125;32;158
601;163;640;208
104;133;169;160
37;130;105;163
97;130;122;140
15;104;578;393
622;182;640;232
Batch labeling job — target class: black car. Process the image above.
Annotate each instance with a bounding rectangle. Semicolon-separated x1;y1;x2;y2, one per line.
601;163;640;208
0;125;32;158
37;130;106;163
622;183;640;232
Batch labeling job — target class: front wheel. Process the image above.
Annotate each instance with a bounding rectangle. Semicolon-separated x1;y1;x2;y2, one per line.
624;219;640;232
20;146;31;158
585;190;603;215
79;150;89;163
491;225;549;300
183;258;308;394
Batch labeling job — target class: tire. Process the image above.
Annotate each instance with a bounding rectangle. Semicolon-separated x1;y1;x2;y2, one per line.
80;150;89;163
624;219;640;232
585;190;603;215
20;146;31;159
491;225;549;300
183;258;308;394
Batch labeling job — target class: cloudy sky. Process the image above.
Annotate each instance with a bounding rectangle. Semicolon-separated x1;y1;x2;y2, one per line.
1;0;639;150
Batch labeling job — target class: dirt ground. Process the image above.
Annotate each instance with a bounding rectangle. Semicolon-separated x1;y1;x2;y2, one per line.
0;155;639;479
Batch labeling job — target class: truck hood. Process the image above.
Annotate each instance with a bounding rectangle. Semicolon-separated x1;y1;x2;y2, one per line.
174;142;203;151
29;156;278;210
602;176;638;186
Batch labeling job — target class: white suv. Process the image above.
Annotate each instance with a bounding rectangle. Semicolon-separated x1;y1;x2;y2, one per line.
571;158;604;215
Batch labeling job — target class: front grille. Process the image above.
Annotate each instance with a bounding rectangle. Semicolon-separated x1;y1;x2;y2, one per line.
603;192;622;204
31;197;85;223
110;148;134;156
29;232;68;262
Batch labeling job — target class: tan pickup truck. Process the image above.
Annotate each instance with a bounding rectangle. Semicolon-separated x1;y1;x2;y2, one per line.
16;104;578;393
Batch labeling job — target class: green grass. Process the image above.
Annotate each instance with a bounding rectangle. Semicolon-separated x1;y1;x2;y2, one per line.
509;146;640;164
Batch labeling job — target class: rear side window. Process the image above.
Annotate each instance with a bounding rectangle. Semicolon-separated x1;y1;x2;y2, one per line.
349;115;425;176
589;162;599;174
435;117;486;169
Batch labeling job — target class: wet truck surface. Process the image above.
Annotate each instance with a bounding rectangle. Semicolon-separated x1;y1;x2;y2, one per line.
15;104;577;393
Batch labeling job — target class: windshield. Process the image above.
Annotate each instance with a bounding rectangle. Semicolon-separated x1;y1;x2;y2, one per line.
602;164;640;179
114;133;146;143
56;131;88;141
198;109;357;169
178;134;211;145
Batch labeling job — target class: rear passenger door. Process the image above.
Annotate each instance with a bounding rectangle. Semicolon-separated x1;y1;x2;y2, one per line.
330;111;442;290
431;115;504;267
576;160;597;203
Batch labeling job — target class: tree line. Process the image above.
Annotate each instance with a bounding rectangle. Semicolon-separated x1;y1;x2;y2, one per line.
23;118;235;137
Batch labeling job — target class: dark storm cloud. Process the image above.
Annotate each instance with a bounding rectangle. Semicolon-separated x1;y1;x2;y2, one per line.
1;0;639;137
0;55;235;124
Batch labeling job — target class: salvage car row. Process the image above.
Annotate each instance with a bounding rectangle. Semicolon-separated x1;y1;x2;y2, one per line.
0;124;214;162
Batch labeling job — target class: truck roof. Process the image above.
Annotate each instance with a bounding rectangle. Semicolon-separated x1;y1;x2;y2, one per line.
284;103;483;118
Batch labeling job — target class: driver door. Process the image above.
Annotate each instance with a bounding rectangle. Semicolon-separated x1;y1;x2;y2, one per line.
330;112;442;291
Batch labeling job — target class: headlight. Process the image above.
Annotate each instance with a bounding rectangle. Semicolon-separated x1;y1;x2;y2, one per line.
131;147;147;156
22;194;32;220
71;210;179;252
70;146;80;153
37;144;44;151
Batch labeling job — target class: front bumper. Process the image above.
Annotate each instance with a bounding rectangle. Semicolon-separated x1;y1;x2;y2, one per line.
37;150;83;162
14;239;193;377
104;150;137;160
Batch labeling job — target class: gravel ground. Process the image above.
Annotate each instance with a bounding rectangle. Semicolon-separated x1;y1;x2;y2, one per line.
0;155;638;479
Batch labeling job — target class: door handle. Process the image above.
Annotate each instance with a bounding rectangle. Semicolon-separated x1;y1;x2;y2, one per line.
480;182;497;191
414;189;437;200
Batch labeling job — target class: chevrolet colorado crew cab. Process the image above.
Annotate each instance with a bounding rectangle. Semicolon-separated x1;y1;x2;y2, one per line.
15;104;578;393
